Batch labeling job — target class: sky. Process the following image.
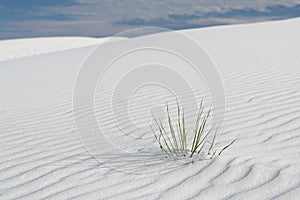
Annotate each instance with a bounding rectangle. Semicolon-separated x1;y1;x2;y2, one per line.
1;0;300;40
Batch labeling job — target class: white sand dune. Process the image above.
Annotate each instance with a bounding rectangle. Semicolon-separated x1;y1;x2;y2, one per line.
0;37;126;62
0;18;300;199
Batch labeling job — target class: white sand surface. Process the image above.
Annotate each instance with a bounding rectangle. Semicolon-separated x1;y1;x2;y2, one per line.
0;18;300;199
0;37;125;62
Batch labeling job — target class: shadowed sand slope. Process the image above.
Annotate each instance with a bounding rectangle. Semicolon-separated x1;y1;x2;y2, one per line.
0;18;300;199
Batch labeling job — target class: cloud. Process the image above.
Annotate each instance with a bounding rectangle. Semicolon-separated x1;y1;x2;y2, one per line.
1;0;300;39
0;0;79;21
201;4;300;19
0;0;78;9
118;3;300;30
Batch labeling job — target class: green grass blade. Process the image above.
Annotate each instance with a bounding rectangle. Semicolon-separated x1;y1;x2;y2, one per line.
166;103;179;155
218;138;236;156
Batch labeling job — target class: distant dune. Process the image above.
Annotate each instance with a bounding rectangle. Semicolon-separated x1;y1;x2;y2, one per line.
0;37;127;62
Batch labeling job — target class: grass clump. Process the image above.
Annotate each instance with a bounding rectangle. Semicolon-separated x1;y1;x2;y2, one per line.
150;101;235;160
